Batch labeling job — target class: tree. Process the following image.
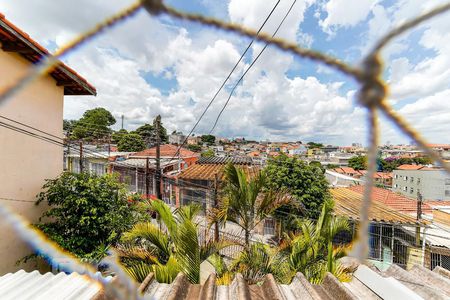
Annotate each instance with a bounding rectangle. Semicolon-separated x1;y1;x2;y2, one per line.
209;243;293;285
265;154;330;219
285;199;351;283
325;163;340;169
187;144;202;152
201;134;216;145
63;119;77;132
307;142;323;148
309;161;325;173
201;149;215;157
118;200;231;283
117;133;146;152
34;172;135;259
348;155;367;170
71;108;116;141
111;129;128;144
134;121;168;146
210;163;291;247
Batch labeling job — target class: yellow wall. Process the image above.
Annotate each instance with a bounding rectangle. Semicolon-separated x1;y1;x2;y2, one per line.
0;48;64;274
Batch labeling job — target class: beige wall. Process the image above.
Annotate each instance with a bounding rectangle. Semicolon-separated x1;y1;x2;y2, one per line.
0;48;64;274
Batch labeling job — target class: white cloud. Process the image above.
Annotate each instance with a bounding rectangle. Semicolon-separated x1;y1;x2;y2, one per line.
319;0;379;35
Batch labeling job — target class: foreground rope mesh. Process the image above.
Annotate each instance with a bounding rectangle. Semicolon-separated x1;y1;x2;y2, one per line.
1;0;450;298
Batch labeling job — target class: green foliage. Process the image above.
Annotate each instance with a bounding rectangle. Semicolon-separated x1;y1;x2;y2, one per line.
71;108;115;140
117;133;146;152
63;119;77;132
307;142;323;148
380;156;432;172
111;129;128;144
348;155;367;170
201;149;215;157
201;134;216;145
187;144;202;152
309;161;325;173
118;200;232;284
285;199;351;283
325;163;340;169
134;122;168;145
264;154;330;219
210;163;292;247
35;172;135;259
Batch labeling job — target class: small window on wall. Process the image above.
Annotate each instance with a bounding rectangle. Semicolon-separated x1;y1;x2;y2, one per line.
410;187;414;194
410;177;414;183
445;178;450;185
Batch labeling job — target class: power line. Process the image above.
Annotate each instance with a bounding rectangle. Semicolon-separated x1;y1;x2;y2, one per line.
210;0;297;133
166;0;282;164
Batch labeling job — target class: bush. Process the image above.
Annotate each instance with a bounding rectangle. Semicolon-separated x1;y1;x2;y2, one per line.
35;172;137;258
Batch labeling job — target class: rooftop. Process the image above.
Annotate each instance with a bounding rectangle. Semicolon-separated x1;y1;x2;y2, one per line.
346;185;432;215
331;188;423;225
132;144;199;158
178;163;260;181
0;13;96;96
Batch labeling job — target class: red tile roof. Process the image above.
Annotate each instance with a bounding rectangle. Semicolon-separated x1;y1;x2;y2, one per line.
132;144;198;158
0;13;96;96
332;167;362;175
178;163;260;181
397;164;424;170
347;185;432;215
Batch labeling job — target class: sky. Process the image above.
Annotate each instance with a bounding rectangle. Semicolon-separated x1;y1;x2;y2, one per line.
1;0;449;145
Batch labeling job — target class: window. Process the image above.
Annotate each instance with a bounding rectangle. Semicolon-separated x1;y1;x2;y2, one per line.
72;158;80;173
394;184;398;188
404;176;408;181
417;178;421;184
431;253;450;271
445;190;450;197
410;177;414;183
410;187;414;194
445;178;450;185
394;174;398;179
403;186;408;191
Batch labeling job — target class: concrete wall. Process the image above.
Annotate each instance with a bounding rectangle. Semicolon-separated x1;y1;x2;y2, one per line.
0;49;64;274
393;170;450;200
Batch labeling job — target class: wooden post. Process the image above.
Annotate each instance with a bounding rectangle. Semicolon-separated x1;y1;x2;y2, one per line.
145;157;150;199
213;173;219;242
155;115;162;200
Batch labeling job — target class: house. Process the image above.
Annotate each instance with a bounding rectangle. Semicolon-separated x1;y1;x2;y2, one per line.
168;132;186;145
0;14;95;274
392;165;450;200
65;148;131;175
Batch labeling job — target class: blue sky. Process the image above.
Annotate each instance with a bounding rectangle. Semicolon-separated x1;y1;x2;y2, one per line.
1;0;450;145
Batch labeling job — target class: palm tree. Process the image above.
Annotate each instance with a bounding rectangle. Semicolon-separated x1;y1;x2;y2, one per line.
283;199;351;283
209;163;291;247
117;200;232;284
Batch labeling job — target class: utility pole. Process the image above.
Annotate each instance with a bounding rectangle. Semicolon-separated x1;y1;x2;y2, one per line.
108;134;111;157
213;173;220;242
155;115;162;200
121;115;124;130
145;157;150;200
416;191;423;246
79;141;83;172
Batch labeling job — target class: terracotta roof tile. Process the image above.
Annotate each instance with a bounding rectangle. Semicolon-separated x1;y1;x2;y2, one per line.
397;164;424;170
331;188;423;225
0;14;96;96
347;185;432;215
132;144;198;158
177;164;260;181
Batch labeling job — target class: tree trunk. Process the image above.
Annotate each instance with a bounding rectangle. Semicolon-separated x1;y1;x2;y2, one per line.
245;229;250;248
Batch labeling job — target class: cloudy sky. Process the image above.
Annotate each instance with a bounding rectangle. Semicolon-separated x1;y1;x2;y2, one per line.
1;0;449;145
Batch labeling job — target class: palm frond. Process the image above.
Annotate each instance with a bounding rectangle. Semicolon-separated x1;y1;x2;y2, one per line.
150;200;177;235
173;218;201;283
152;256;180;283
124;261;154;283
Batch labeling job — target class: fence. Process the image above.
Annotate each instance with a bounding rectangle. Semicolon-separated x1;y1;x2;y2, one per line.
1;0;450;298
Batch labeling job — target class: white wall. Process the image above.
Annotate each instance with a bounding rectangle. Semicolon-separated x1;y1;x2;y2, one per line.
0;48;64;274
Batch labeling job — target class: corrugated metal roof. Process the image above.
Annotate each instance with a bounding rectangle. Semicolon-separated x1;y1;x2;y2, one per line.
138;264;450;299
0;270;105;300
331;188;422;225
197;156;255;165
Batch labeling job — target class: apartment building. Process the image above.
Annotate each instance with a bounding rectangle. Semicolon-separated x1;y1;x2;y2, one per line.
392;165;450;200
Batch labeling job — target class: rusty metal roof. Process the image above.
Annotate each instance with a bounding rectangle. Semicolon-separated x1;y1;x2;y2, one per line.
331;188;423;225
138;264;450;299
197;156;255;165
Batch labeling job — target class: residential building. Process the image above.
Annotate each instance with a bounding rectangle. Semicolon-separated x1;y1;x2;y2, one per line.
66;149;131;175
187;135;201;145
168;132;186;145
0;15;95;274
392;165;450;200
